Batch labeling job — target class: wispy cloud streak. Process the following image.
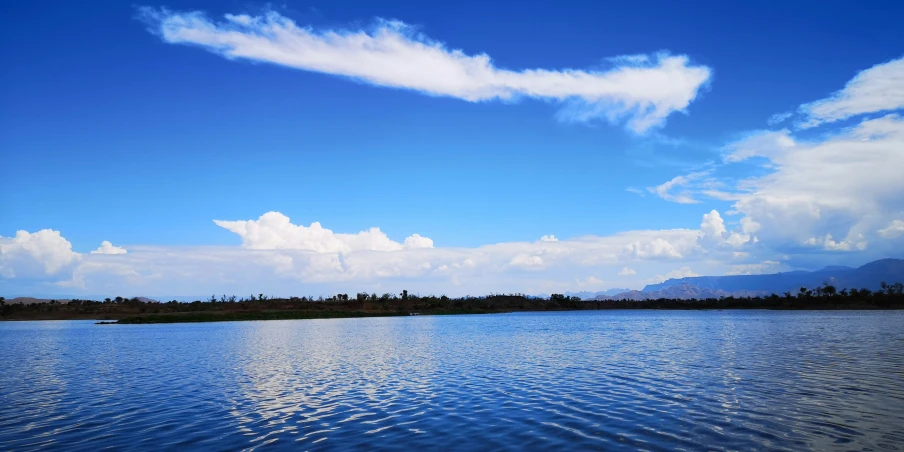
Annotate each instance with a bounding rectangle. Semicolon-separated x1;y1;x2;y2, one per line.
138;8;711;133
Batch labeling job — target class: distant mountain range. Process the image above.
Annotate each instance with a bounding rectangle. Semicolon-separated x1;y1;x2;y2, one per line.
587;258;904;300
564;288;631;299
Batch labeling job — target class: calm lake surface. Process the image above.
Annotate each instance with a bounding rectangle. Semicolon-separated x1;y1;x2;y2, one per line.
1;311;903;451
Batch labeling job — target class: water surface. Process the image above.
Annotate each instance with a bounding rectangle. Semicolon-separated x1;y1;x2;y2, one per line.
1;311;903;450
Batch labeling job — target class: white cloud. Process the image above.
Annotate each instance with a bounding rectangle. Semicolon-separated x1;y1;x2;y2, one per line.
647;170;710;204
723;129;795;163
695;59;904;256
668;266;698;279
212;211;705;282
508;254;545;270
698;210;751;249
797;56;904;128
139;8;712;133
0;230;81;278
654;266;698;282
660;60;904;256
11;54;904;298
767;111;793;126
625;187;645;196
724;115;904;252
3;210;744;296
91;241;128;255
684;59;904;255
214;211;432;253
58;260;145;290
726;260;781;276
878;219;904;239
804;234;867;252
574;275;606;288
699;210;727;242
403;234;434;249
618;266;636;276
623;237;684;259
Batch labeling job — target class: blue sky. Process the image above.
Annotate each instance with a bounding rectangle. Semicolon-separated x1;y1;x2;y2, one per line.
2;1;904;298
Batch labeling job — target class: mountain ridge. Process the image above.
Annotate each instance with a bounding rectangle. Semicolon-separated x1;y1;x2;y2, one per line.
586;258;904;300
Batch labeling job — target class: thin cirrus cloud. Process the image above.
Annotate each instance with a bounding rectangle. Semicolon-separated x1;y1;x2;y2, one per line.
137;7;712;133
646;170;711;204
796;56;904;128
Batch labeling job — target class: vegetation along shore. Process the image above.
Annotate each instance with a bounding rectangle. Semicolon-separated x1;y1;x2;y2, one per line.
2;282;903;323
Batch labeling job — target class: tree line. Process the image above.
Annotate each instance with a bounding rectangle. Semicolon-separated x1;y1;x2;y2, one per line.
1;281;903;321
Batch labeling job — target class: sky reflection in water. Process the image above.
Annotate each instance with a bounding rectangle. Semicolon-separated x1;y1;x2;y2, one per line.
1;311;903;451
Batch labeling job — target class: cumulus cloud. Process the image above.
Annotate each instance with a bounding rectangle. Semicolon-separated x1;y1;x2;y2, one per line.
657;58;904;259
138;8;712;133
797;56;904;128
699;210;728;243
403;234;434;249
700;60;904;255
724;115;904;251
91;241;128;255
3;209;747;296
0;230;81;278
699;210;751;248
206;211;715;287
214;211;432;252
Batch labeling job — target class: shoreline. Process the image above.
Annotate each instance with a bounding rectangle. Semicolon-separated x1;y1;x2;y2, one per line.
107;306;904;324
4;291;902;323
1;305;902;324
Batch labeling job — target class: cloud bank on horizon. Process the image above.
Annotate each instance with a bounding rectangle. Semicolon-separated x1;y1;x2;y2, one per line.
137;7;711;134
2;9;903;299
0;209;747;297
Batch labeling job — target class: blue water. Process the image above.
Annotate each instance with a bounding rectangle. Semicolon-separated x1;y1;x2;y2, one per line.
1;311;903;451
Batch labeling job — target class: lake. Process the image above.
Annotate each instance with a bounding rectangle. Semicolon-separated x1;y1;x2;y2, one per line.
1;311;902;451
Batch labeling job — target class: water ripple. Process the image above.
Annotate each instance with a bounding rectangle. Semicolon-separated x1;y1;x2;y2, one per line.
1;311;903;450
